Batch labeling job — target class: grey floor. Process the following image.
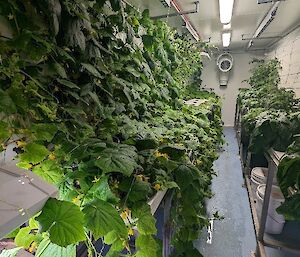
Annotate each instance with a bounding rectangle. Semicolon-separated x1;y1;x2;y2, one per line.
194;127;256;257
194;127;300;257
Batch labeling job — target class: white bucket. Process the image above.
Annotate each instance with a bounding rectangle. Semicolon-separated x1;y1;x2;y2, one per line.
256;184;285;234
250;167;268;193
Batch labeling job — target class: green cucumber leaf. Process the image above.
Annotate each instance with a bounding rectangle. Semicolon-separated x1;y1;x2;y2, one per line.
57;79;80;89
36;238;76;257
31;123;58;142
135;138;158;151
119;179;152;202
36;198;85;246
84;176;119;204
159;144;186;160
16;162;33;170
0;90;17;114
277;194;300;221
32;160;63;185
104;231;124;252
0;248;21;257
110;0;121;11
0;121;10;141
20;143;50;164
135;235;157;257
81;63;103;78
133;204;157;235
14;227;38;248
82;199;127;240
52;63;67;78
95;145;138;176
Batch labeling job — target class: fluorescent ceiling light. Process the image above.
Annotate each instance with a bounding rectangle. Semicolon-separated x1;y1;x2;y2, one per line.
222;32;231;47
219;0;234;24
223;23;231;30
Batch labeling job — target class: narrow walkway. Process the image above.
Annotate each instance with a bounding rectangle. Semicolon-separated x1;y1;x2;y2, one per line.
194;127;256;257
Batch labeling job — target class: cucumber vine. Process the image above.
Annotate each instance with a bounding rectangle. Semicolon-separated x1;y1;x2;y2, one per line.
0;1;223;256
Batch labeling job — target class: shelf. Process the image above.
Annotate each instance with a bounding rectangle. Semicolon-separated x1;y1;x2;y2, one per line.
245;176;300;257
148;190;167;215
245;176;267;257
264;221;300;255
235;103;300;257
265;149;286;167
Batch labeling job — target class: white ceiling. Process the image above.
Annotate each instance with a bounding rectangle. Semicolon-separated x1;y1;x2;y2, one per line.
127;0;300;51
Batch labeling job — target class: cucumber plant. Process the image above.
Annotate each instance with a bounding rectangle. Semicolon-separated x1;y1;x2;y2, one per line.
0;1;223;256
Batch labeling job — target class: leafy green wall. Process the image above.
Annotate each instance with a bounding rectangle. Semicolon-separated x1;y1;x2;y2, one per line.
238;58;300;222
0;1;223;256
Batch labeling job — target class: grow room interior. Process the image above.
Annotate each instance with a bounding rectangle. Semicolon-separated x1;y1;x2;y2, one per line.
0;0;299;257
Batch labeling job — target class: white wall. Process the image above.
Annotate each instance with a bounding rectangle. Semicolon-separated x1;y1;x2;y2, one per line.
201;52;263;127
267;26;300;98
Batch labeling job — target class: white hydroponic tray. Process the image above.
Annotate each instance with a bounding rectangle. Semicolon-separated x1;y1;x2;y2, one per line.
0;159;57;239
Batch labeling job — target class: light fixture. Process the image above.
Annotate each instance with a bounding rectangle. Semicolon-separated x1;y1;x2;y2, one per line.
223;23;231;30
222;32;231;47
219;0;234;24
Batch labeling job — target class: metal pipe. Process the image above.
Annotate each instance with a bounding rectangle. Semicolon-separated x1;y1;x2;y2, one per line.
242;35;282;41
151;1;199;19
247;1;280;49
171;0;201;41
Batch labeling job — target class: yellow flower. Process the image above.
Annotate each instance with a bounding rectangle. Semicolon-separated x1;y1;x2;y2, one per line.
8;14;14;20
91;29;97;36
28;241;38;253
92;176;100;183
72;195;82;205
154;183;161;191
16;140;27;148
196;159;203;165
18;129;28;134
121;208;131;220
128;228;134;236
154;150;169;159
48;153;56;160
137;174;150;182
111;180;119;189
121;211;127;220
132;17;139;26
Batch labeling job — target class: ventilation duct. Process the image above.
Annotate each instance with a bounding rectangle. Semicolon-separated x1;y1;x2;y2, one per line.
217;53;233;87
